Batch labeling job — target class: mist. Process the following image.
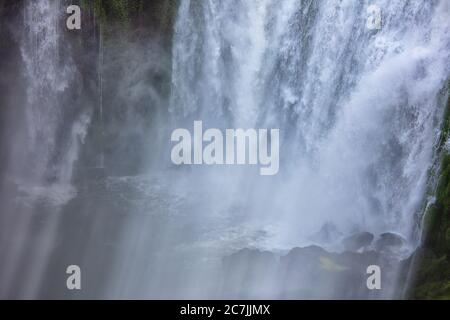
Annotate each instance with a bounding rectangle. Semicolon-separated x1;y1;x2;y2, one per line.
0;0;449;299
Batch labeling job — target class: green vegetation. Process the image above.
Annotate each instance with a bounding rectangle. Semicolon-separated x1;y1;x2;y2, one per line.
410;84;450;299
80;0;130;26
79;0;178;37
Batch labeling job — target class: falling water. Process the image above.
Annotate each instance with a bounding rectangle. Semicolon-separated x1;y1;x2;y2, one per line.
0;0;449;300
171;0;450;244
166;0;450;297
0;0;91;298
19;0;90;200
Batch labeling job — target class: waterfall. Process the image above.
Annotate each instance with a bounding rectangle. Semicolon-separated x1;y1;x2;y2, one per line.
171;0;450;246
164;0;450;298
1;0;449;300
0;0;91;298
20;0;90;201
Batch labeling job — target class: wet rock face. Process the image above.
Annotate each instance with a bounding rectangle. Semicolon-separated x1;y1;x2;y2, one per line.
0;0;26;180
222;245;401;299
342;232;375;252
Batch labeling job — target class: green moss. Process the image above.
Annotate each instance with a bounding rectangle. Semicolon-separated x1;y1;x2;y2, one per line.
111;0;129;22
79;0;178;38
410;84;450;299
415;281;450;300
79;0;129;29
409;249;450;300
422;83;450;252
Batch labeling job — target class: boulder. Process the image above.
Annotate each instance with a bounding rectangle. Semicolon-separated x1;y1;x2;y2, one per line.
375;232;406;251
342;232;374;252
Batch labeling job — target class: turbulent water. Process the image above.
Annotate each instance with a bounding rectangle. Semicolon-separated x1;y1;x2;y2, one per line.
0;0;449;299
171;0;450;246
20;0;90;196
168;0;450;298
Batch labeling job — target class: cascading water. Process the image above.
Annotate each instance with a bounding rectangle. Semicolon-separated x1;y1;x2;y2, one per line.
165;0;450;298
0;0;91;298
20;0;90;192
0;0;449;300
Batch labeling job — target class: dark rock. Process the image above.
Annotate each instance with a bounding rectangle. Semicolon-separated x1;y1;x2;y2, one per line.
222;248;277;298
282;245;327;263
280;245;330;276
279;245;331;298
279;245;390;299
375;232;406;251
334;250;381;270
342;232;374;252
222;244;400;299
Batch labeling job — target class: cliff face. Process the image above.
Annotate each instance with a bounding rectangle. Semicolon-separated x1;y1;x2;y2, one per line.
409;86;450;299
79;0;177;44
0;0;25;176
0;0;179;177
74;0;179;175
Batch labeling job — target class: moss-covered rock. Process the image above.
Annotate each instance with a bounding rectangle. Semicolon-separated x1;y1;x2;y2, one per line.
409;83;450;299
409;249;450;299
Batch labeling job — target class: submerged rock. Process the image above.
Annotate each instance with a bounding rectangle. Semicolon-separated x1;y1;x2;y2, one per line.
342;232;374;252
